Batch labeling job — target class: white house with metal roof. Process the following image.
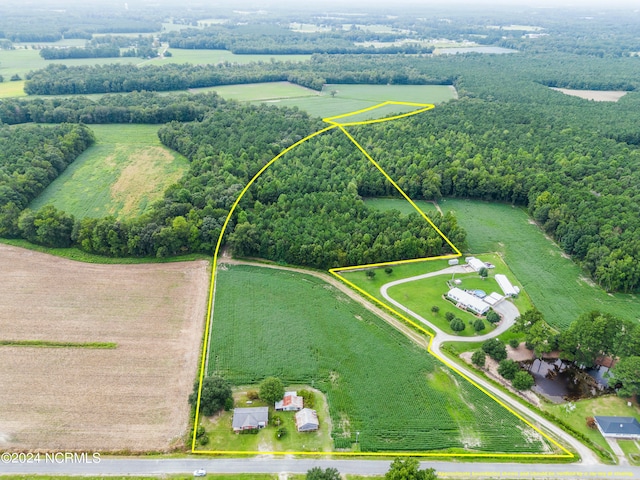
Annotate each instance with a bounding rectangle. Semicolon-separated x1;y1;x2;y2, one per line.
447;287;490;315
594;416;640;439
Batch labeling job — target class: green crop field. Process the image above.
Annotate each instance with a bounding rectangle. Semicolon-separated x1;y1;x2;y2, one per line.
368;198;640;330
207;264;554;454
273;84;456;120
190;81;317;101
439;198;640;329
29;124;189;219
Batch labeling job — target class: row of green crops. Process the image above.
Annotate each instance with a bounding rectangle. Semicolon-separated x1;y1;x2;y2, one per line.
207;264;552;453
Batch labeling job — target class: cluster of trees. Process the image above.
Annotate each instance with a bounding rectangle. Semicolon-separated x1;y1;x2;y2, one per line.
472;339;535;391
306;458;437;480
39;45;121;60
514;309;640;397
160;25;432;55
189;376;233;416
0;124;94;237
0;91;222;125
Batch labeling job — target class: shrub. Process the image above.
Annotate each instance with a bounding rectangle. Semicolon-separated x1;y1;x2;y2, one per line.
276;426;287;439
486;310;500;324
445;312;455;322
247;390;260;400
498;359;520;380
299;389;315;409
512;371;535;390
473;319;486;332
431;305;440;314
385;267;393;275
450;318;466;332
509;338;520;349
586;417;597;429
471;350;486;367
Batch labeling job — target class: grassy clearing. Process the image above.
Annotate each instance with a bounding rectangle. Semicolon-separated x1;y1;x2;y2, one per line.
364;197;439;216
208;264;553;454
191;81;317;101
0;80;26;98
273;84;456;120
0;340;116;348
438;198;640;330
29;124;189;219
543;395;640;455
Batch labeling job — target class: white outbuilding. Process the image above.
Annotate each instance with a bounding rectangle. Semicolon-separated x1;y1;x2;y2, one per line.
465;257;486;272
484;292;504;306
495;274;518;297
446;287;490;315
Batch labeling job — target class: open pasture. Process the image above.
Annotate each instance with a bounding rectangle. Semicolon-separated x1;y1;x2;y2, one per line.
30;124;189;219
158;48;311;65
207;264;553;454
0;80;26;98
550;87;628;102
191;81;317;101
0;244;209;451
273;84;456;120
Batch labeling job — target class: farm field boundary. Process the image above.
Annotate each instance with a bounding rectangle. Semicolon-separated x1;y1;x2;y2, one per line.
193;101;573;459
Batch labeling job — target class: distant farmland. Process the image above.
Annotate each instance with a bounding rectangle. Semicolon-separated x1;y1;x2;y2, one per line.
207;264;553;454
30;124;189;219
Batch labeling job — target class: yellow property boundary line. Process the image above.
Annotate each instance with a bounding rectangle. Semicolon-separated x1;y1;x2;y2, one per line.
192;101;574;459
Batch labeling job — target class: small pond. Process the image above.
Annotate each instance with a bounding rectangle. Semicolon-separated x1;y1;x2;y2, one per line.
526;358;614;403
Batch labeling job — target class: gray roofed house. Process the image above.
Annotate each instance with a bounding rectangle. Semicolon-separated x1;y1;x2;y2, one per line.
594;416;640;439
232;407;269;432
295;408;319;432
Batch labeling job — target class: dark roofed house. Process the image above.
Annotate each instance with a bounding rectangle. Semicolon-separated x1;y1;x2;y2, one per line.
232;407;269;432
594;416;640;439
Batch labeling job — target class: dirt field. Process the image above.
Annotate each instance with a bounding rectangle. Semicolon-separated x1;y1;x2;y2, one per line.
551;87;628;102
0;244;209;452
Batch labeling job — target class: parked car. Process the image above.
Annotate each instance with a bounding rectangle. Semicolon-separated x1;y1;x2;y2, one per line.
194;469;207;477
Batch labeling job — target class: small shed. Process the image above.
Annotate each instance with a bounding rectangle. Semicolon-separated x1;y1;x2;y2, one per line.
275;391;303;411
465;257;486;272
295;408;319;432
594;416;640;439
448;258;459;266
232;407;269;432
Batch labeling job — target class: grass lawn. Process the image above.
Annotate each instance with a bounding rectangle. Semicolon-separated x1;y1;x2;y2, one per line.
341;253;531;337
207;264;554;454
190;81;318;102
438;198;640;330
0;80;26;98
29;124;189;219
618;439;640;465
200;388;332;453
543;394;640;456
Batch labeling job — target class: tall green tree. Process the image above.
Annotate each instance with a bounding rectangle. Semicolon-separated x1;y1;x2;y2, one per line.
385;458;437;480
259;376;284;405
609;356;640;398
189;376;232;416
306;467;341;480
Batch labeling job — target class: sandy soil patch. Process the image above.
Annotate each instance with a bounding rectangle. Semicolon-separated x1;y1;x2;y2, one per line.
0;244;209;452
551;87;628;102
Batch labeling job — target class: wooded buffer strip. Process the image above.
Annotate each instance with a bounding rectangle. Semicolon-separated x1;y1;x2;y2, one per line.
0;124;94;237
0;92;222;125
160;25;433;55
22;59;453;96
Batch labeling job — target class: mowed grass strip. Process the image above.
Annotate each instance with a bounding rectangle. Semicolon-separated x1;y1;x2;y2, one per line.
29;124;189;219
0;340;116;348
438;199;640;329
208;264;553;454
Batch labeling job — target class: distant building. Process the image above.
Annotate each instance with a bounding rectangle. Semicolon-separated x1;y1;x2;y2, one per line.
495;274;518;297
232;407;269;432
295;408;319;432
447;287;490;315
465;257;486;272
275;391;303;411
594;416;640;439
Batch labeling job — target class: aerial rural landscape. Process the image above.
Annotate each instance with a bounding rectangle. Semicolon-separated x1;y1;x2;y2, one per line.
1;0;639;479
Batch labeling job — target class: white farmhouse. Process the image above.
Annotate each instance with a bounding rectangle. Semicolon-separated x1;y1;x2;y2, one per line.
447;287;490;315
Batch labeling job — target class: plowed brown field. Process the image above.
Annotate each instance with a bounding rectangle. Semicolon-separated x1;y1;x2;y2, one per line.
0;244;209;452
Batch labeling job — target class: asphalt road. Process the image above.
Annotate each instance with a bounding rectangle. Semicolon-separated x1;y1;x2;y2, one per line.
1;456;639;479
